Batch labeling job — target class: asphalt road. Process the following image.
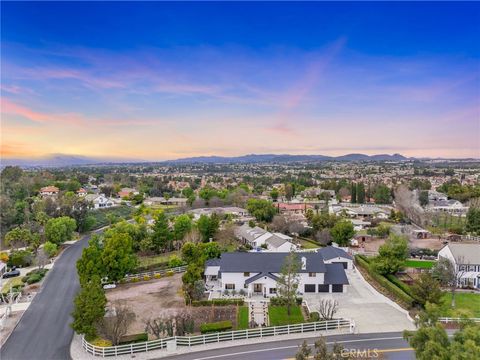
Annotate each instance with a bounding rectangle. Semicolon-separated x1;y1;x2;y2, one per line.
1;233;92;360
160;332;414;360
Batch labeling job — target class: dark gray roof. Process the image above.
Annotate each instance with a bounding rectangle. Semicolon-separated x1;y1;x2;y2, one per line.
324;264;349;285
245;272;279;284
318;246;353;261
205;258;221;266
215;252;326;273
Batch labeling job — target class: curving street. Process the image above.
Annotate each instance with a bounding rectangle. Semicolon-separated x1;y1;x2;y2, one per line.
1;233;92;360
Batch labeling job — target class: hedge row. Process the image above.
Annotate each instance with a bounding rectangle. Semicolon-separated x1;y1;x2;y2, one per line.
355;255;415;308
270;297;303;306
386;274;415;298
192;299;244;307
200;320;233;334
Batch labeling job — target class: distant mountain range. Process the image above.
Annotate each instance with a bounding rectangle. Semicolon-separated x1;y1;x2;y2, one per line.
0;154;140;167
1;152;412;167
165;153;410;164
4;152;475;168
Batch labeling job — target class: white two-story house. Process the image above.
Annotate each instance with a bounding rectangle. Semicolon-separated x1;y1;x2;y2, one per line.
84;194;115;209
205;247;351;297
235;224;298;252
438;243;480;289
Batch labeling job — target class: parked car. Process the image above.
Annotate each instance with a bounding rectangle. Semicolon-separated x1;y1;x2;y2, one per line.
2;269;21;279
103;283;116;290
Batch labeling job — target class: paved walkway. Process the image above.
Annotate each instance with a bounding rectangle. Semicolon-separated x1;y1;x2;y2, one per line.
249;301;268;327
304;269;415;333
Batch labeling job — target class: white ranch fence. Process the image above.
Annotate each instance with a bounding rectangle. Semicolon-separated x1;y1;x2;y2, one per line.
439;317;480;323
82;318;354;357
123;265;187;281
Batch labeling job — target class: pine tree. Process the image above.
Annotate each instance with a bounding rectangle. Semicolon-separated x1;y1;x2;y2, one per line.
357;182;365;203
350;182;357;203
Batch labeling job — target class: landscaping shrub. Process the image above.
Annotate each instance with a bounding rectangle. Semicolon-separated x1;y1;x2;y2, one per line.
192;299;244;307
270;297;303;306
309;311;320;322
21;268;48;285
143;275;151;281
91;338;113;347
386;274;414;297
154;273;162;279
131;277;139;282
119;333;149;344
8;250;34;267
166;270;174;277
168;255;184;268
25;273;43;284
200;320;233;334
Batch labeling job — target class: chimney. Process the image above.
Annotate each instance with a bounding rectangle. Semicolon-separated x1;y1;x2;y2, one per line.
301;256;307;270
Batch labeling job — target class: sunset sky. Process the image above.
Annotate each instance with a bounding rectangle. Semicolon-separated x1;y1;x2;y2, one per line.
1;2;479;160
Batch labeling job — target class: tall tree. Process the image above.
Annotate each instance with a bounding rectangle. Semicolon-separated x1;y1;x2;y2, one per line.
196;214;220;242
356;183;365;204
277;251;300;316
45;216;77;245
77;235;105;286
330;220;354;246
432;257;465;308
174;214;193;241
102;232;137;282
151;211;173;252
466;206;480;234
372;234;408;275
71;276;107;339
350;183;357;203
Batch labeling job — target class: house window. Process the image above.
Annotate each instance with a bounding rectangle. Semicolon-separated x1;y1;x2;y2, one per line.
304;284;316;293
269;288;277;294
244;272;250;277
225;284;235;290
308;272;316;277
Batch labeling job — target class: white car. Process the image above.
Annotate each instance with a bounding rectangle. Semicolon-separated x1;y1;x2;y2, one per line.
103;283;116;290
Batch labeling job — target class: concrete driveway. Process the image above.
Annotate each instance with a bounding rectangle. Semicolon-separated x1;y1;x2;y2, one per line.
304;269;415;333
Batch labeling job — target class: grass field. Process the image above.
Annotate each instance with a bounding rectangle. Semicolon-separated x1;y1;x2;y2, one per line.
268;305;305;326
89;206;134;229
439;292;480;318
403;259;436;269
237;306;249;329
137;251;181;268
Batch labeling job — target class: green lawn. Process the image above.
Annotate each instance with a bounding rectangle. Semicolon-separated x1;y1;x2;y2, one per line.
297;239;320;249
403;259;436;269
268;306;305;326
237;306;249;330
439;293;480;318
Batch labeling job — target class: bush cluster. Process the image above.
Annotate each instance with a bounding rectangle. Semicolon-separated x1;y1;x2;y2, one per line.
22;268;48;285
200;320;233;334
270;297;303;306
309;311;320;322
192;299;244;307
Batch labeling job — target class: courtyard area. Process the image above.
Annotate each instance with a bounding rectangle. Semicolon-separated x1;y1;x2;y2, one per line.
304;269;415;333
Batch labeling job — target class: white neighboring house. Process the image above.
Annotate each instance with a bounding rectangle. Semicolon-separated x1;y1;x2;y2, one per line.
84;194;115;209
205;247;350;297
235;224;297;252
40;186;59;197
438;243;480;289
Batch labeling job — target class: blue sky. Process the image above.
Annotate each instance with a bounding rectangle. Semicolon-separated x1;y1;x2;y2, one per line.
2;2;479;159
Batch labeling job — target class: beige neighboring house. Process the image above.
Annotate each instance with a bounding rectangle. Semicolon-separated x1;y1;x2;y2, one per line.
118;188;139;198
40;186;59;197
438;243;480;289
77;188;87;197
84;194;115;209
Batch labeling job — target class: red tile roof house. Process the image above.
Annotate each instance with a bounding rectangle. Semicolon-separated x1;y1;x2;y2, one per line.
276;202;313;214
77;188;87;197
39;186;60;197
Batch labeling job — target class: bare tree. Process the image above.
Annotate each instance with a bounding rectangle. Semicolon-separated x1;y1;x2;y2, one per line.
394;184;429;227
277;251;300;316
184;228;202;244
214;223;236;247
433;256;466;307
35;248;49;269
315;229;332;245
318;299;338;320
101;301;136;345
144;311;194;338
288;221;305;236
271;215;289;233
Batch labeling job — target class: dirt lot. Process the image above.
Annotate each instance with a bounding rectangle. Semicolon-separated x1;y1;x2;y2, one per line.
105;273;238;336
106;273;186;334
408;237;445;251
